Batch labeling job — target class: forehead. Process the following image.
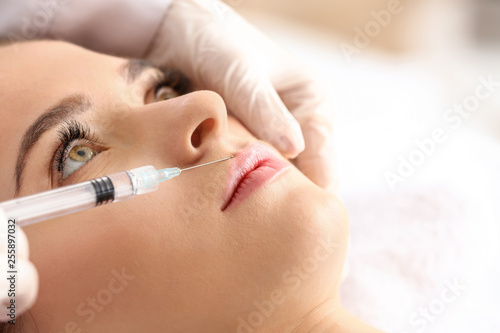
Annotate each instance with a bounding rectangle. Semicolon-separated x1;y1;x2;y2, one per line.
0;41;123;199
0;40;122;102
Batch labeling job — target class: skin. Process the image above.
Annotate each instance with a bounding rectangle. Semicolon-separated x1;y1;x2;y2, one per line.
0;41;383;333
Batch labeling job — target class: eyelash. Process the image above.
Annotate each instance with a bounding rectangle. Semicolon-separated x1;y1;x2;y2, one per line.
152;68;191;98
52;120;97;181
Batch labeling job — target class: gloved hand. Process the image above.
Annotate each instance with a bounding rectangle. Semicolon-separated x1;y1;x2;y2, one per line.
145;0;338;192
0;209;39;322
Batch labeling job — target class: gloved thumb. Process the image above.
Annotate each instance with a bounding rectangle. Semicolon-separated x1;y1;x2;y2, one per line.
0;210;39;322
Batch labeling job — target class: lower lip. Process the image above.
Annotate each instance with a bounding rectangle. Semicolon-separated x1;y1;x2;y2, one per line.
222;155;290;211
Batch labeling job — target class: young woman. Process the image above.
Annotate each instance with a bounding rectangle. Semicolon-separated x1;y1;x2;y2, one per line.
0;40;384;333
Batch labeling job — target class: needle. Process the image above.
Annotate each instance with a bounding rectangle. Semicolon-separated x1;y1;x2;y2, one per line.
180;156;234;172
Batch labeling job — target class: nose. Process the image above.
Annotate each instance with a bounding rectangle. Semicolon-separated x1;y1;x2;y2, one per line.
128;91;228;166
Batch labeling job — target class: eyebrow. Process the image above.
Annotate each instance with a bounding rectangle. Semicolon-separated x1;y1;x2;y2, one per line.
120;59;157;84
15;94;91;195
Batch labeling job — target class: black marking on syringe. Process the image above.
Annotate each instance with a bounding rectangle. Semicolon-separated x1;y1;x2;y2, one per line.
90;177;115;206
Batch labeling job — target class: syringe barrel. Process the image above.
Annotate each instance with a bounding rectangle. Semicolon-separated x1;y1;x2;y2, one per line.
0;171;136;227
1;181;100;227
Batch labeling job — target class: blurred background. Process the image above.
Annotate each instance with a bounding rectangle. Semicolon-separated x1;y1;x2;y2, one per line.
223;0;500;51
222;1;500;332
223;0;500;136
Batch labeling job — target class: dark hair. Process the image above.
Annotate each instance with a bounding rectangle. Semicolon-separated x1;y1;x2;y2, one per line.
0;317;21;333
0;311;38;332
0;323;17;333
0;39;20;47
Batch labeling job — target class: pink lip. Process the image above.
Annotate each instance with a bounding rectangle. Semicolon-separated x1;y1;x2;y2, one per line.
222;143;291;211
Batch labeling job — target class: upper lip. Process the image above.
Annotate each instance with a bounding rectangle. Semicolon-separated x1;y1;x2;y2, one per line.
221;143;279;211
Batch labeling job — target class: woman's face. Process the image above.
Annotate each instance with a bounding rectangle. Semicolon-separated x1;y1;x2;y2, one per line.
0;41;348;332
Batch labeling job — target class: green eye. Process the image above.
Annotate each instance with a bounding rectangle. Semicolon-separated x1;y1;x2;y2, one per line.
69;145;95;162
63;145;97;179
155;86;179;101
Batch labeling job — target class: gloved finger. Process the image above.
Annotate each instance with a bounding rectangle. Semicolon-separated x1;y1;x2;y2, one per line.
0;257;39;322
273;69;339;193
186;45;306;159
221;69;305;159
293;125;339;194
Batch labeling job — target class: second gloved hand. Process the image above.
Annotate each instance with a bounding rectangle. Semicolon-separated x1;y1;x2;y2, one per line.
145;0;337;192
0;209;39;322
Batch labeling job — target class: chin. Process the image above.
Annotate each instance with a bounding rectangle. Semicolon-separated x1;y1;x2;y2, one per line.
291;186;348;294
259;168;350;291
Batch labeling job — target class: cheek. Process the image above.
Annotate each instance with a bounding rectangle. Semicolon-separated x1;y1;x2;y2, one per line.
25;194;180;319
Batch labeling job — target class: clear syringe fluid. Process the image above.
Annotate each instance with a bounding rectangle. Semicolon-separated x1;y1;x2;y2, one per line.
0;156;233;227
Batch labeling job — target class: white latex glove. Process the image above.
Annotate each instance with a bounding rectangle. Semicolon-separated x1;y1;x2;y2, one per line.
145;0;338;192
0;208;39;322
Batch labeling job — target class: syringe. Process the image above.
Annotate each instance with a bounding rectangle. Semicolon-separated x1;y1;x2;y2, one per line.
0;156;233;227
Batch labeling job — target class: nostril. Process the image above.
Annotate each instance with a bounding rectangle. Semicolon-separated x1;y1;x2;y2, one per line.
191;118;215;148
